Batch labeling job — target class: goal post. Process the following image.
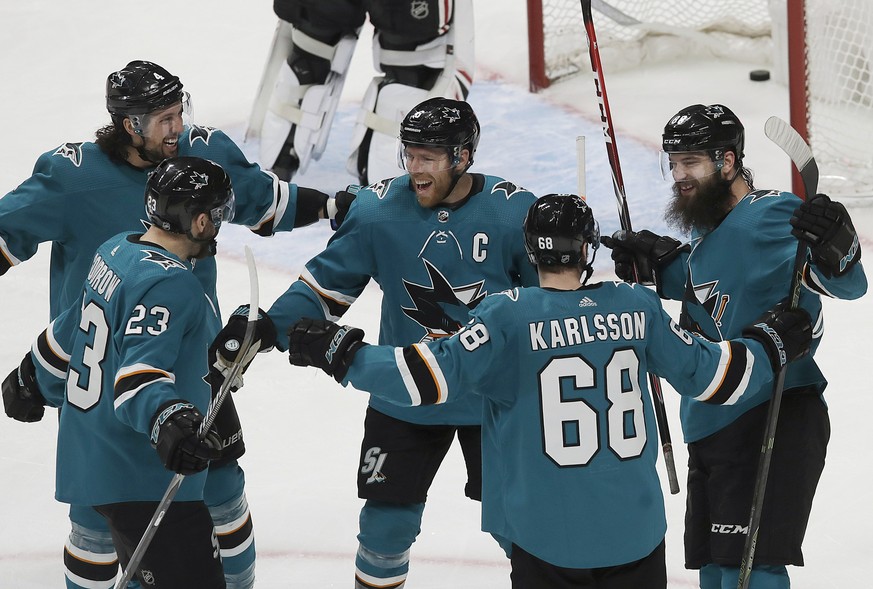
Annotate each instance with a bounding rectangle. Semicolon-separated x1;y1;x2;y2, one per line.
787;0;873;199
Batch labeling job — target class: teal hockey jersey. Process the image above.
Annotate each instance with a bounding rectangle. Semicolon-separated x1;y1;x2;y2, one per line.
340;281;777;569
269;174;539;425
656;190;867;442
31;232;218;506
0;125;302;318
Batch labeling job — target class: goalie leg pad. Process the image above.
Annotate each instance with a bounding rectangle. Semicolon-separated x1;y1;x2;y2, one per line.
259;28;358;178
346;79;429;183
346;0;474;184
245;20;295;143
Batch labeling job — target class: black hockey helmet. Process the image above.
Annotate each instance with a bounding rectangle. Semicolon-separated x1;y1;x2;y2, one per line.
106;61;185;120
145;157;235;235
662;104;745;162
523;194;599;268
399;97;480;167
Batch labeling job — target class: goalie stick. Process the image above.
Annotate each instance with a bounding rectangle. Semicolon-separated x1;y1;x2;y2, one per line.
578;0;680;495
737;116;818;589
114;246;260;589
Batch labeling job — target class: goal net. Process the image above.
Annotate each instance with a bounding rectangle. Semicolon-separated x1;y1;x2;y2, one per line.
527;0;873;198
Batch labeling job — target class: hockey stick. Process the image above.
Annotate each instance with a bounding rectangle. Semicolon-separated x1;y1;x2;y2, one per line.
114;246;260;589
737;116;818;589
579;0;680;495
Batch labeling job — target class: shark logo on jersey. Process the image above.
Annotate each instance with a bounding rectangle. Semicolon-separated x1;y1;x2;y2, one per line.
680;279;730;340
53;143;84;168
402;259;487;341
492;181;527;200
141;249;187;271
188;125;215;146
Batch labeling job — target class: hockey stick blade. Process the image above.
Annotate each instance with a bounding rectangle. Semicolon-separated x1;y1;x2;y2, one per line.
764;116;819;199
201;246;260;433
114;246;260;589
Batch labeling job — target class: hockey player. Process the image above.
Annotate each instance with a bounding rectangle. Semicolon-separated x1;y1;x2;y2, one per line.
602;104;867;589
5;157;269;588
0;61;343;589
214;97;537;588
247;0;473;185
285;193;815;589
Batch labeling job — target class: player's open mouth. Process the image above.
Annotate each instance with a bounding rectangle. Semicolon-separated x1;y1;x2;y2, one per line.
415;180;433;192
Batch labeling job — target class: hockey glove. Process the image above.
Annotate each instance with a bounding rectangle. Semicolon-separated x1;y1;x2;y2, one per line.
209;305;277;392
151;400;223;475
600;230;685;285
325;185;360;230
742;301;812;372
2;353;46;423
288;318;367;382
790;193;861;278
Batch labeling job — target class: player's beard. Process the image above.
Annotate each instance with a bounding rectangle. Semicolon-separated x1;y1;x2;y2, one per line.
138;132;180;165
665;173;734;235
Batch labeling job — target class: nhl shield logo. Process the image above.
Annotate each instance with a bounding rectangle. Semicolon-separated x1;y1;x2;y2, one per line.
437;210;449;223
411;0;429;19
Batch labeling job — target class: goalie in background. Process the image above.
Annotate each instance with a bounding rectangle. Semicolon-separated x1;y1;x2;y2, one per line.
602;103;867;589
246;0;474;185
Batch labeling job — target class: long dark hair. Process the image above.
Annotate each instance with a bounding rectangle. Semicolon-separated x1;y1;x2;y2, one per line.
94;120;133;164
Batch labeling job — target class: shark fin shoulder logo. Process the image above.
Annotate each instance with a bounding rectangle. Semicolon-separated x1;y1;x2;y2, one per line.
492;181;527;200
748;189;781;203
141;249;187;271
188;125;216;147
53;143;85;168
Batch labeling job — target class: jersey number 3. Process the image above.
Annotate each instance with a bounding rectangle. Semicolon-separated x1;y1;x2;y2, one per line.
67;302;170;411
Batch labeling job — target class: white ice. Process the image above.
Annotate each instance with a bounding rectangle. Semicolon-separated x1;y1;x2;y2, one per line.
1;1;871;587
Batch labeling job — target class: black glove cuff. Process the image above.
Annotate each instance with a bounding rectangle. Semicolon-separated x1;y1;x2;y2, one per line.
150;399;196;446
333;340;368;383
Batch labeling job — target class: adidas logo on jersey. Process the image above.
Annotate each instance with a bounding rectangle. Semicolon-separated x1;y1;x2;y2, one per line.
578;296;597;307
